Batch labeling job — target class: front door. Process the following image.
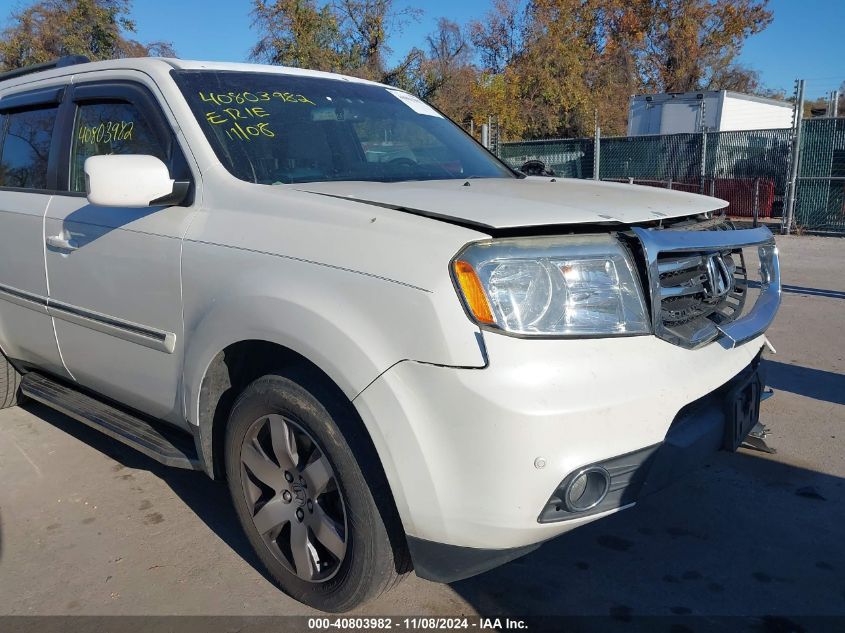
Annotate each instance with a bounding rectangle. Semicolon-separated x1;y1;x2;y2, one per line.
0;88;70;378
44;80;197;423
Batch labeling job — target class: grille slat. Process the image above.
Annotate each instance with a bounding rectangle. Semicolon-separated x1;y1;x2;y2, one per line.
659;279;707;298
657;254;705;273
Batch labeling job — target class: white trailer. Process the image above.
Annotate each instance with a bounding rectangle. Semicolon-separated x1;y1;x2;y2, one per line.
628;90;793;136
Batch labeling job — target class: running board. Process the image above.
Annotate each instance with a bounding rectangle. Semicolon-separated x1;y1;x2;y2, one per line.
21;372;201;470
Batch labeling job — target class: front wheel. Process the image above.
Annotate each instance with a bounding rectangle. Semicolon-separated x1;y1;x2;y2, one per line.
0;350;23;409
225;373;409;612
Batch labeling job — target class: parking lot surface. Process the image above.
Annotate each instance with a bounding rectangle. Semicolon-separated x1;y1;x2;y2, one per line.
1;235;843;621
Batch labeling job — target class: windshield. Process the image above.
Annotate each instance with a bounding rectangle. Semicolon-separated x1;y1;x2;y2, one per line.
173;70;514;185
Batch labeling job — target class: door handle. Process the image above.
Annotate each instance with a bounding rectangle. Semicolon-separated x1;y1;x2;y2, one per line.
46;235;79;251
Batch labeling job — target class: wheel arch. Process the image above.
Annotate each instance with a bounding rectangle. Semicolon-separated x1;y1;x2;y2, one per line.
195;338;413;578
193;338;371;480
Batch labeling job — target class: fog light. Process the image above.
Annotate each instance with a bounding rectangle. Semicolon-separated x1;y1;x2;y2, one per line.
564;466;610;512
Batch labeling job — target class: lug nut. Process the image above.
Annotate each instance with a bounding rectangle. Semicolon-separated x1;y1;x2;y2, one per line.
282;490;292;503
296;508;304;521
284;471;293;482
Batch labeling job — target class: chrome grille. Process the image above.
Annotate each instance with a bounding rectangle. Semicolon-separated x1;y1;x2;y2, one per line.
656;249;748;345
632;225;780;349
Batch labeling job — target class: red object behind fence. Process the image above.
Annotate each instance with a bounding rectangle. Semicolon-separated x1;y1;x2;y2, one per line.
712;179;775;218
607;178;776;218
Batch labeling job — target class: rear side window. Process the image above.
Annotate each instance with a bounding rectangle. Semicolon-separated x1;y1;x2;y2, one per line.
69;101;168;192
0;106;58;190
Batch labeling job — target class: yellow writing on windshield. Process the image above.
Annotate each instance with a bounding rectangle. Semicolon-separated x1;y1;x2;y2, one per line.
204;107;275;141
198;90;316;142
198;91;316;107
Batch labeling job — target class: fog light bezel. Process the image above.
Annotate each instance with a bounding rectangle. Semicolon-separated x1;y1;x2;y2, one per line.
563;466;611;512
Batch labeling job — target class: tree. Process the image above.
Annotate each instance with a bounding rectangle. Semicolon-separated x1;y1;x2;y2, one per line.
0;0;174;71
250;0;778;141
336;0;421;81
470;0;624;138
469;0;525;74
251;0;345;71
250;0;420;84
410;18;476;123
630;0;773;93
467;0;774;139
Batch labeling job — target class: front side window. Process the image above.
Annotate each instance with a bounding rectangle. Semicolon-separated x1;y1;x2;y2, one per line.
0;106;58;190
173;70;514;185
69;101;169;192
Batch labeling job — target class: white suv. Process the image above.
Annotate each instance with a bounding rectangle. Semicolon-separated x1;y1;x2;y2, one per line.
0;56;780;611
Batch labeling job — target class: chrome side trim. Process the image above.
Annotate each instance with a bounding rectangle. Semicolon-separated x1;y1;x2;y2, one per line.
0;282;175;354
0;282;48;313
48;302;176;354
632;226;781;349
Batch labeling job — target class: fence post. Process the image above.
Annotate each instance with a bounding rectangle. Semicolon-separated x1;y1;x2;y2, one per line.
783;79;806;235
753;178;760;228
697;99;707;194
593;124;601;180
829;90;840;117
481;123;489;149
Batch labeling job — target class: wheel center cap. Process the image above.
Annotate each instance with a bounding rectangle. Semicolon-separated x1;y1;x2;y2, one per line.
292;482;307;506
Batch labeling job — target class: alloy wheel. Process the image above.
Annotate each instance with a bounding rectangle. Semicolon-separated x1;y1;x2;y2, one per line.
239;414;348;582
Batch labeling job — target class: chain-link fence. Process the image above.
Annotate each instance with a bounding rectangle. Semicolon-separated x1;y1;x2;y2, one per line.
498;121;844;233
795;118;845;233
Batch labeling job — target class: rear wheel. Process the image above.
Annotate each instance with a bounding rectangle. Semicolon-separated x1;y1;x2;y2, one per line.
0;351;22;409
225;373;408;611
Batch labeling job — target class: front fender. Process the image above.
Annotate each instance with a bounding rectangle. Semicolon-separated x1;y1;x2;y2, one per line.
181;239;485;430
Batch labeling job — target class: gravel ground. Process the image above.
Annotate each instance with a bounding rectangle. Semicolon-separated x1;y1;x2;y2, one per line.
0;235;843;624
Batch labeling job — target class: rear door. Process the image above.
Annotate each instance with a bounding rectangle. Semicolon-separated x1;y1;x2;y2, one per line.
44;79;197;423
0;86;71;378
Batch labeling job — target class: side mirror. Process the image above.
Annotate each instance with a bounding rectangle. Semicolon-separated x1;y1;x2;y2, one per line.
84;155;188;207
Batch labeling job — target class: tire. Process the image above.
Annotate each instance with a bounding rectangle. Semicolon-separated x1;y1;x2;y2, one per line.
0;351;22;409
225;372;409;612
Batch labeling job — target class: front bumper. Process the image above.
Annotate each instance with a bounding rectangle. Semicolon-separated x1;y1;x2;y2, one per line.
538;352;764;523
353;332;766;553
391;348;765;583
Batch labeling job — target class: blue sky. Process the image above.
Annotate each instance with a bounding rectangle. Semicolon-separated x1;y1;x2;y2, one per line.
5;0;840;99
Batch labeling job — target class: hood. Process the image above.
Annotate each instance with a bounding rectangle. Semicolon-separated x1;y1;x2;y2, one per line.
291;177;727;230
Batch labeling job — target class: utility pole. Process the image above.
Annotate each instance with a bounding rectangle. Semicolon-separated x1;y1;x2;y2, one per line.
830;90;840;117
783;79;805;235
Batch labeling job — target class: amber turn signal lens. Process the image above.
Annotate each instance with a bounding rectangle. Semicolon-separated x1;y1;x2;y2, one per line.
453;260;495;325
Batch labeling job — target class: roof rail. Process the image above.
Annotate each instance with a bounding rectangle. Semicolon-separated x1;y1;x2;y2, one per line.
0;55;91;83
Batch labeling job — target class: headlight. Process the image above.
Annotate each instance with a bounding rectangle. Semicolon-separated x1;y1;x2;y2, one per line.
452;235;650;336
